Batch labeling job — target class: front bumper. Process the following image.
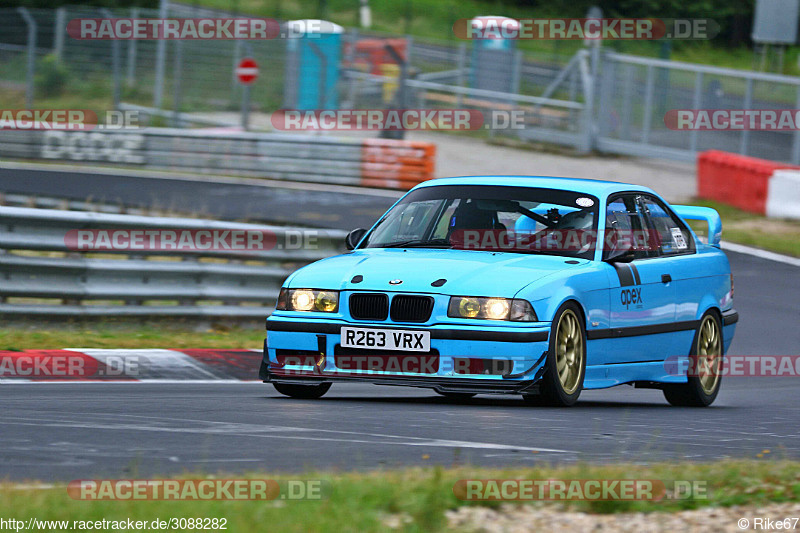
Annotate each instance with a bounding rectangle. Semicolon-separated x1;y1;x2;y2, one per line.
262;316;551;394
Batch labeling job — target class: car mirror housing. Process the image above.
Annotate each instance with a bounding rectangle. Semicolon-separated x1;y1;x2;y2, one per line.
345;228;367;250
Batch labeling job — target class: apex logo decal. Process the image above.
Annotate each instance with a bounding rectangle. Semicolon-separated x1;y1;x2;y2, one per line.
620;288;643;309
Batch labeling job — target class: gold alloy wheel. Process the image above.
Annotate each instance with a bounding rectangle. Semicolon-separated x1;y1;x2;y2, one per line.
555;309;583;395
697;315;722;395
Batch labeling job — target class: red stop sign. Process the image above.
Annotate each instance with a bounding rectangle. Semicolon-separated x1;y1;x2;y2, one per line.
236;58;259;85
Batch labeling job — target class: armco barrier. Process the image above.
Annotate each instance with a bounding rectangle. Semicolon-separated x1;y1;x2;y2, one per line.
0;128;435;190
697;150;800;215
0;206;347;317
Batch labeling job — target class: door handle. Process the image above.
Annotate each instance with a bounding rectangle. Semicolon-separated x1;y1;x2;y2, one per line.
661;274;672;283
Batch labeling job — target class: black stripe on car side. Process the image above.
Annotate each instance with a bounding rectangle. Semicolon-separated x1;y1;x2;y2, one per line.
586;320;699;340
612;263;635;287
629;263;641;285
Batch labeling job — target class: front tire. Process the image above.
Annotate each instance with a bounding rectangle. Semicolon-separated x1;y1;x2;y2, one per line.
663;312;723;407
524;302;586;407
273;382;331;399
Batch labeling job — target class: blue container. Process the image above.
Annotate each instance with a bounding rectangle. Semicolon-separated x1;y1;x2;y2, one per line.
284;20;343;110
469;16;518;94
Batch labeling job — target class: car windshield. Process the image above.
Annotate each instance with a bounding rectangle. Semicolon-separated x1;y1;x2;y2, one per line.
360;184;599;259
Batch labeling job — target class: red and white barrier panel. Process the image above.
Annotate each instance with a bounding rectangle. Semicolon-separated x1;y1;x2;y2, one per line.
766;170;800;219
697;150;800;218
0;349;262;382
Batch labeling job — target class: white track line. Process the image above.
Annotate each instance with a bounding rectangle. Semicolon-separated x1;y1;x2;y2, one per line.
0;414;573;454
722;241;800;268
3;484;57;490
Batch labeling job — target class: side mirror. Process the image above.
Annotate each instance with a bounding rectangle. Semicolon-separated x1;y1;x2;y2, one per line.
345;228;367;250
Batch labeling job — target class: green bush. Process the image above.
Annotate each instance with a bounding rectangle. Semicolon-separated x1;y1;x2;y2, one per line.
35;54;69;98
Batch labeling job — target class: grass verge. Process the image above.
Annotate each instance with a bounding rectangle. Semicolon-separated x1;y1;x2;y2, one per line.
0;460;798;532
0;323;264;351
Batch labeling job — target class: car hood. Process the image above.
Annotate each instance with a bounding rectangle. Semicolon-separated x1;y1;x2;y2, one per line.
285;248;584;297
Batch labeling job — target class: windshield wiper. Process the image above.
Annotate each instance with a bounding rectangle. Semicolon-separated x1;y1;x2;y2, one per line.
381;238;452;249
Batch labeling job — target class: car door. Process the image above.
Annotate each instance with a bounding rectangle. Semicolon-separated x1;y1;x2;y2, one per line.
603;194;677;363
637;195;709;352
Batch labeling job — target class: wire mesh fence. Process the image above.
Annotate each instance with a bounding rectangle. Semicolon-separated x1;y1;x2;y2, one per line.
3;6;800;163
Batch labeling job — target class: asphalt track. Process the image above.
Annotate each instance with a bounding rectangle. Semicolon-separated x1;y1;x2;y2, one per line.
1;165;798;480
1;249;798;482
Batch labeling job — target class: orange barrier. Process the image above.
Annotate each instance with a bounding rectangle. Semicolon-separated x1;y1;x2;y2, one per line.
345;38;408;75
360;138;436;189
697;150;800;215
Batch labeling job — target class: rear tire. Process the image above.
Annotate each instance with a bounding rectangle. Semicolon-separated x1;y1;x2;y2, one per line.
525;302;586;407
273;382;331;399
663;312;722;407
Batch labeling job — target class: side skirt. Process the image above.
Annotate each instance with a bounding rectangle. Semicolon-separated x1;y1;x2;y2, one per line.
582;359;689;390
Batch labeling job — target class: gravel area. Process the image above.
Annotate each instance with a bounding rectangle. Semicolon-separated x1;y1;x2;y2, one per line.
446;502;800;532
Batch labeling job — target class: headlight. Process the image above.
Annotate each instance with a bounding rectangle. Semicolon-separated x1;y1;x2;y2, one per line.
276;288;339;313
448;296;537;321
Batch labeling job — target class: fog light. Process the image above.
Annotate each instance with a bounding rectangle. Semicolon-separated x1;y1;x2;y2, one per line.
458;297;481;318
315;291;339;312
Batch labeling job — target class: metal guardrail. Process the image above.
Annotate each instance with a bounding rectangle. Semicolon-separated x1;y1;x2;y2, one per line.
0;206;347;317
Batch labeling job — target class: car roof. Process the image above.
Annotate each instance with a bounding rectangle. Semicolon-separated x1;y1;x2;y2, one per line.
414;175;657;199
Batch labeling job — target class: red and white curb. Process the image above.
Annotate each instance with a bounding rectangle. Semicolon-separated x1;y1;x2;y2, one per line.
0;349;262;382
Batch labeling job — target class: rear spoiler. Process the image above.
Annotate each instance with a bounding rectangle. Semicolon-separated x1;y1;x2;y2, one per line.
671;205;722;247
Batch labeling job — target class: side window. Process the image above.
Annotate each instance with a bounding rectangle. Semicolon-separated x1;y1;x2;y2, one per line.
640;196;695;256
604;196;654;260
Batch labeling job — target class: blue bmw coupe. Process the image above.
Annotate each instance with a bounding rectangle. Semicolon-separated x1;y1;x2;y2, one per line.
261;176;737;406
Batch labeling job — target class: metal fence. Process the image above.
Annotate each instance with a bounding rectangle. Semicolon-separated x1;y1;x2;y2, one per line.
0;5;286;116
4;5;800;164
595;52;800;163
0;206;346;317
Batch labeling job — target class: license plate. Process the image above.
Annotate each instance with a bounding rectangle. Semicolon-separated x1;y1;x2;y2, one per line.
341;327;431;352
